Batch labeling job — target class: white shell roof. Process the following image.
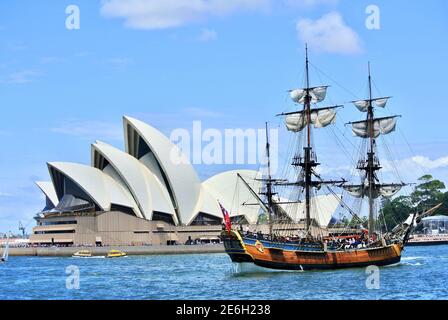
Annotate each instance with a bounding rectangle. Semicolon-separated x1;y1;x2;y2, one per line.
40;117;334;227
202;169;263;224
47;162;138;213
188;185;224;225
35;181;59;207
124;116;201;225
279;194;341;227
92;141;176;223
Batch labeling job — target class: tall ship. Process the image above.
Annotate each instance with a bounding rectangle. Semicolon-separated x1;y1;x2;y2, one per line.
221;47;440;270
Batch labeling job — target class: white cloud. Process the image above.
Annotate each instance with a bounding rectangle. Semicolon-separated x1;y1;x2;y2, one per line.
296;12;362;54
183;107;225;118
100;0;270;29
106;57;132;67
40;56;64;64
197;28;218;42
285;0;338;8
381;156;448;174
8;42;27;51
411;156;448;170
313;154;448;184
315;164;351;176
51;120;123;141
1;70;40;84
377;155;448;186
0;192;14;198
74;51;89;57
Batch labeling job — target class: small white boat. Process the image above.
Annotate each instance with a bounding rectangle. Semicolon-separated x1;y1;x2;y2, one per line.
1;241;9;263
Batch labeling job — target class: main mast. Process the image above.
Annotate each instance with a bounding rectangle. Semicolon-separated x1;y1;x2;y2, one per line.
304;45;313;232
277;46;344;237
367;62;376;239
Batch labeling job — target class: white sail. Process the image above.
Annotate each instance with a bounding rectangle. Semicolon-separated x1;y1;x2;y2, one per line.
344;185;364;198
374;97;389;108
1;241;8;262
311;86;328;103
352;97;390;112
290;89;306;104
285;107;337;132
343;183;403;199
290;86;328;104
351;116;397;138
379;185;403;198
353;100;369;112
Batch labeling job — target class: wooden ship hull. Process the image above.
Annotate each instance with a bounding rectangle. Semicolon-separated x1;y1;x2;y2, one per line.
223;231;402;270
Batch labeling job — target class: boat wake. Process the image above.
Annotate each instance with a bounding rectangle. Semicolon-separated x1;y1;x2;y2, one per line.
383;262;402;268
72;256;106;259
400;256;424;266
231;263;304;275
402;256;425;261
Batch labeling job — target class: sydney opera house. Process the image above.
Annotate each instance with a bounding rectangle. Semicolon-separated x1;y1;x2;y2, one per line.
30;116;339;246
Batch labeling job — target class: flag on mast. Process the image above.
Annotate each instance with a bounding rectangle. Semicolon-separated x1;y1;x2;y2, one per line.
219;202;232;233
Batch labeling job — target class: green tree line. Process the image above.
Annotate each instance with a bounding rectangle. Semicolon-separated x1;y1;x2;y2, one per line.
379;175;448;231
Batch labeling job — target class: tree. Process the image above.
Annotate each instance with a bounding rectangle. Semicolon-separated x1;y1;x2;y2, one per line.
379;175;447;231
348;215;367;228
257;214;268;224
379;196;412;231
410;175;445;211
442;192;448;213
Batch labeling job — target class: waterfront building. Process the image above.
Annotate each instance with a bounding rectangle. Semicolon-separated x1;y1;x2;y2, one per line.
31;116;339;246
419;216;448;235
407;216;448;246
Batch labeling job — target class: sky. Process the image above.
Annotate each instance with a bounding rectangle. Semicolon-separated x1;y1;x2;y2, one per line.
0;0;447;234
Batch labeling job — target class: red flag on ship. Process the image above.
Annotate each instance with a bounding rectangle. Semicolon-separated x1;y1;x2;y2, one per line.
219;202;232;233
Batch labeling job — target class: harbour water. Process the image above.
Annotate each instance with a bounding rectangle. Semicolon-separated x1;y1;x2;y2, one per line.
1;245;447;300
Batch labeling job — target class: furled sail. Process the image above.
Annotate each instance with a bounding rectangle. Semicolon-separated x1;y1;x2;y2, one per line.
351;116;398;138
343;183;404;199
290;86;328;104
352;97;390;112
285;107;338;132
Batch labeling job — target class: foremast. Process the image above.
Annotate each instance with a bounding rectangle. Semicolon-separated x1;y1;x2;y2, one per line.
345;63;406;240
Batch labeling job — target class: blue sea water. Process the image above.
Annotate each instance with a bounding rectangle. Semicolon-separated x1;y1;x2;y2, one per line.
1;245;447;300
